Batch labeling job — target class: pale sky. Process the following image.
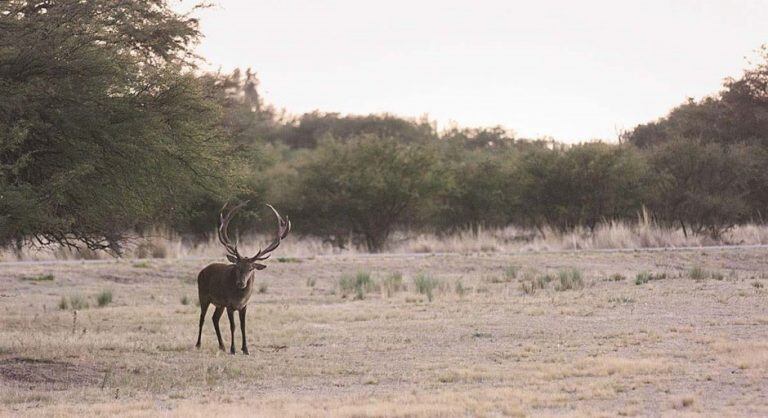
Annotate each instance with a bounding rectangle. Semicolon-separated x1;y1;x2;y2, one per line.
182;0;768;142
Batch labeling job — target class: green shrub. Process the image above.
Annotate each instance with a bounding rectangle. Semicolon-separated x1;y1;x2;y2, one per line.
181;295;190;305
413;274;438;302
96;290;112;307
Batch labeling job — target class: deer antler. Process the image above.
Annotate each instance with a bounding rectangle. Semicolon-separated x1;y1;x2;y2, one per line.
218;201;248;260
249;204;291;261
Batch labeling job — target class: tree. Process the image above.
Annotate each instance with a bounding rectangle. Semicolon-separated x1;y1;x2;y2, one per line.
646;138;753;237
288;135;443;251
0;1;231;252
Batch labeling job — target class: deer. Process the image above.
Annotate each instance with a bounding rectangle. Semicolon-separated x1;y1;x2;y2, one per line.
195;202;290;355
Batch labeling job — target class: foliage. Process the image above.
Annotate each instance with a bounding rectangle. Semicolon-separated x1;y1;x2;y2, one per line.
0;0;231;252
288;135;444;251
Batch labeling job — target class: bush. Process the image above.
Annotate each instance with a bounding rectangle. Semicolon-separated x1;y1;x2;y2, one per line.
413;274;438;302
58;296;68;310
181;295;190;305
96;290;112;307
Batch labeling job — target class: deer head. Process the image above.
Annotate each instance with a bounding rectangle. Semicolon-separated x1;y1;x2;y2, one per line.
217;201;291;289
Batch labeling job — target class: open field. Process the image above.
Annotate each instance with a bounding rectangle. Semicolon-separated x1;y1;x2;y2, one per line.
1;248;767;416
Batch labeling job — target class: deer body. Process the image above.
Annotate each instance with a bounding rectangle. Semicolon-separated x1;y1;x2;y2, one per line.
195;203;290;355
198;264;255;310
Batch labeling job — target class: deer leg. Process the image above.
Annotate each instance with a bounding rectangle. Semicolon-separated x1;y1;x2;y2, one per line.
239;306;249;355
226;307;236;355
196;301;210;348
212;306;225;351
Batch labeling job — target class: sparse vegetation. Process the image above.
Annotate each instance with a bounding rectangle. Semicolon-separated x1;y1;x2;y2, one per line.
257;283;268;294
306;277;316;287
689;266;724;281
382;273;405;297
97;290;113;307
555;268;584;291
278;257;302;263
57;296;68;310
455;280;467;298
413;274;439;302
635;271;667;285
181;295;190;305
608;273;626;282
20;274;54;282
520;271;554;295
67;294;89;310
132;261;151;268
338;271;377;300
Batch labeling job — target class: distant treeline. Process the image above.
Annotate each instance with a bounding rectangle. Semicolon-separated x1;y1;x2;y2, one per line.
1;1;767;253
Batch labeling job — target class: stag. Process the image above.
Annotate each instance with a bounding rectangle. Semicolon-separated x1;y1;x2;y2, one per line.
195;202;290;354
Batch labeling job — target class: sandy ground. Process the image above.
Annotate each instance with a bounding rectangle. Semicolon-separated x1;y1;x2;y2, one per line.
1;248;767;416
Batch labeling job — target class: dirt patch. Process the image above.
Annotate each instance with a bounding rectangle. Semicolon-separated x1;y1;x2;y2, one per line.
0;357;101;389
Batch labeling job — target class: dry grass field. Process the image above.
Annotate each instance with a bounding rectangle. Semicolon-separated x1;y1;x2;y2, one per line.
1;247;767;416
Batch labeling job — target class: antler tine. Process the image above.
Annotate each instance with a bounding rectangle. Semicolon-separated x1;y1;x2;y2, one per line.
250;204;290;261
218;200;249;259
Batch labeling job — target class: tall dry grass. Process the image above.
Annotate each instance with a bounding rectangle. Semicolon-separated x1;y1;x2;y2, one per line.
2;220;767;262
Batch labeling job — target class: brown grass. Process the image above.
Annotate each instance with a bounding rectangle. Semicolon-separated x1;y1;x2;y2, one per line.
3;221;768;262
1;247;768;416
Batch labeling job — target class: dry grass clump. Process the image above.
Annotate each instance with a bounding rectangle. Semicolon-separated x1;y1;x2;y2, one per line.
381;272;406;297
555;269;584;291
635;271;667;285
20;273;54;282
96;290;113;307
59;294;89;310
689;266;724;281
413;274;439;302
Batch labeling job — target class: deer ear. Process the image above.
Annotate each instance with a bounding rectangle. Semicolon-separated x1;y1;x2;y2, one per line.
252;263;267;270
226;254;238;263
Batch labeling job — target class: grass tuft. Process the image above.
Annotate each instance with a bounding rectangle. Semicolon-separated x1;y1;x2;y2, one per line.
635;271;667;285
339;271;376;300
555;268;584;291
181;295;190;305
96;290;113;307
382;272;405;297
413;274;438;302
20;274;54;282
